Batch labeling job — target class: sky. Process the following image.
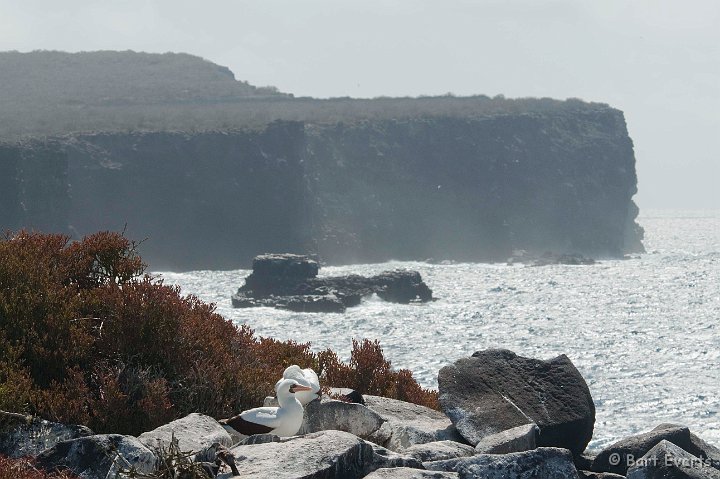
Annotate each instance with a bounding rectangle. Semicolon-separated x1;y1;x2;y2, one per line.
1;0;718;210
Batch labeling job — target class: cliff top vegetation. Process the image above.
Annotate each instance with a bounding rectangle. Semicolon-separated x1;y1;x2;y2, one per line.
0;50;611;139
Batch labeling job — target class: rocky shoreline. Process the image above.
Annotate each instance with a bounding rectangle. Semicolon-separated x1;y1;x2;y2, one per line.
3;349;718;479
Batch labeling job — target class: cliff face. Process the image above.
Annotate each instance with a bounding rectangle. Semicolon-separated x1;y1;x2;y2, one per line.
1;123;308;270
307;110;642;263
0;141;69;235
0;110;643;270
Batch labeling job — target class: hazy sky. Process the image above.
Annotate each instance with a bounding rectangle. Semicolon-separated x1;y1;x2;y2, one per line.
1;0;718;209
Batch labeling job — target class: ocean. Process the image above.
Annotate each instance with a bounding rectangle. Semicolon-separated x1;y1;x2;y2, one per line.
158;209;720;450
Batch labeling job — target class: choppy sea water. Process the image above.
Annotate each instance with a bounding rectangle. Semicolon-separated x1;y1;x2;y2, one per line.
158;209;720;450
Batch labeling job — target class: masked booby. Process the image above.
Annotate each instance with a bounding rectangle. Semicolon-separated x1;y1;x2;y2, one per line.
220;379;312;437
276;365;320;406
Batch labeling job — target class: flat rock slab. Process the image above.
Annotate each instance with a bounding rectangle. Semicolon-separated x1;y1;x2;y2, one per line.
403;441;476;462
425;447;580;479
364;468;459;479
138;413;232;457
474;423;539;454
627;440;720;479
364;395;465;451
0;411;93;458
298;398;385;438
36;434;156;479
230;429;408;479
592;424;720;475
438;349;595;453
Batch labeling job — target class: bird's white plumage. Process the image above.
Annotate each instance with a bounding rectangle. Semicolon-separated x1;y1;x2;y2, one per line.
275;365;320;406
240;378;307;436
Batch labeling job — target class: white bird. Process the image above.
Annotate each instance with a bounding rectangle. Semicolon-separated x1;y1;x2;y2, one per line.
220;379;312;437
276;365;320;406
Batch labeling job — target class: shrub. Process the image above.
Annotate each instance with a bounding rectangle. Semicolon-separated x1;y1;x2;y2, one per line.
319;339;439;409
0;456;77;479
0;230;438;435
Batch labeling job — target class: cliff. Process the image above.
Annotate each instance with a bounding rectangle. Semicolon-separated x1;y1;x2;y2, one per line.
0;51;643;269
0;112;643;270
307;110;642;263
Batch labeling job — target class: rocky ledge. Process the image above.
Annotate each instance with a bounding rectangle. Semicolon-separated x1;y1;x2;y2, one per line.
231;254;433;313
3;349;719;479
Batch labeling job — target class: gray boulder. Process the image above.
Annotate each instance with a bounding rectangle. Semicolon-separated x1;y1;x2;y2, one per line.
237;433;281;445
474;423;539;454
364;468;459;478
364;395;465;451
627;440;720;479
438;349;595;453
138;413;232;458
425;447;580;478
0;410;93;458
298;397;386;438
592;424;720;475
35;434;156;479
370;442;425;470
229;429;416;478
654;423;720;470
403;441;476;462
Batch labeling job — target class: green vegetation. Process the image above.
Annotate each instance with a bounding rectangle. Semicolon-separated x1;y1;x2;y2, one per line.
0;50;608;138
0;231;437;436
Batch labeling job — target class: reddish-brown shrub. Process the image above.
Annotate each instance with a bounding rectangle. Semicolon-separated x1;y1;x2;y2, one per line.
0;230;438;436
0;456;78;479
318;339;438;409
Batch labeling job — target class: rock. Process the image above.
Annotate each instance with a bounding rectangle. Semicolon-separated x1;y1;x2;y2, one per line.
654;423;720;470
592;424;720;475
626;440;720;479
370;270;434;304
438;349;595;454
328;387;366;404
403;441;476;462
363;395;465;451
298;398;386;438
473;423;539;454
229;429;408;478
575;452;597;471
232;254;433;311
369;442;425;470
579;472;626;479
138;413;232;458
364;468;459;478
221;424;245;445
277;294;347;313
236;433;281;445
35;434;156;479
424;447;580;478
251;253;319;282
0;410;93;458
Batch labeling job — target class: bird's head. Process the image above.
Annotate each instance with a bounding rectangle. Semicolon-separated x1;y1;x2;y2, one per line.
276;378;312;397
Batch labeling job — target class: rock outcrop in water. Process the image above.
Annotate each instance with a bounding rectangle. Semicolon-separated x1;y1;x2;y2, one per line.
0;51;644;270
231;253;433;312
